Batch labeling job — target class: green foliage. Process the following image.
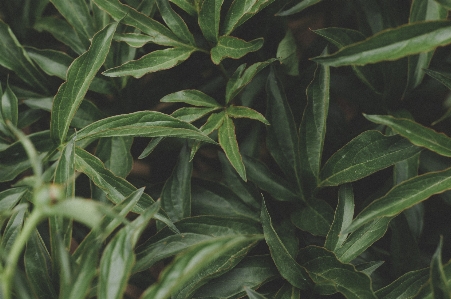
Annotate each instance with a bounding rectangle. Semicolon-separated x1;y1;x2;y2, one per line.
1;1;451;298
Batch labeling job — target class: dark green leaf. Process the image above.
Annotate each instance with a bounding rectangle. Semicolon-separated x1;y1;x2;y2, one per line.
218;115;246;181
276;30;299;76
276;0;322;16
376;268;429;299
1;208;26;254
226;106;269;125
222;0;275;35
74;111;215;144
430;237;451;299
170;0;197;15
157;0;196;46
48;198;104;228
114;33;154;47
0;20;48;93
245;287;268;299
1;83;19;127
226;59;275;104
95;137;133;178
319;130;421;187
299;246;377;299
161;89;221;107
103;47;194;78
54;137;75;197
50;22;117;144
436;0;451;10
274;283;301;299
312;21;451;66
138;137;165;159
424;68;451;91
261;200;310;289
291;199;334;236
199;0;223;43
0;187;28;211
211;36;264;65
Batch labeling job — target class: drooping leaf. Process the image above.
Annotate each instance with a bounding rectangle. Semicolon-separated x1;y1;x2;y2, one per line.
218;115;246;181
161;89;221;107
50;22;117;144
1;83;19;127
291;199;334;236
226;59;275;104
298;246;377;299
276;0;322;16
261;200;311;289
199;0;223;43
74;111;215;144
211;36;264;65
222;0;275;35
430;237;451;299
0;20;48;93
103;47;195;78
92;0;186;46
319;130;421;187
156;0;196;46
344;166;451;233
312;21;451;66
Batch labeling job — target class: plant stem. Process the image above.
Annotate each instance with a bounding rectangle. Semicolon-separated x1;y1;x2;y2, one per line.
1;209;44;299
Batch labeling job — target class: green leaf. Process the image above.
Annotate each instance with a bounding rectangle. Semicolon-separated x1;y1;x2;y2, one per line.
276;29;299;76
138;137;165;159
266;67;302;193
74;147;155;213
319;130;421;187
245;287;268;299
226;106;269;125
291;199;334;236
218;115;246;181
74;111;215;144
261;200;311;289
222;0;275;35
161;143;192;222
157;0;196;46
226;59;275;104
375;268;429;299
211;36;264;65
191;178;260;221
436;0;451;10
95;137;133;178
134;216;262;272
54;137;75;198
172;107;219;122
0;20;48;93
366;114;451;157
50;22;117;144
298;246;377;299
92;0;185;46
299;53;330;196
1;83;19;127
140;235;263;299
24;230;57;299
1;208;26;254
276;0;322;16
312;21;451;66
199;0;223;43
113;33;154;47
325;184;354;251
161;89;221;107
0;187;28;212
50;0;96;44
430;237;451;299
170;0;197;15
98;201;161;299
345;166;451;233
103;47;194;78
424;68;451;91
33;17;87;55
243;155;299;202
48;198;104;229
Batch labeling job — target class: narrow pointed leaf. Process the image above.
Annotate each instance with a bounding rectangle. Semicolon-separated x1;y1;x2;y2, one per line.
424;68;451;90
200;111;226;134
319;130;421;187
299;246;377;299
1;83;19;126
95;137;133;178
222;0;275;35
172;107;219;122
157;0;196;46
74;111;215;143
277;30;299;76
312;21;451;66
199;0;223;43
266;67;302;193
50;22;117;144
50;0;96;43
218;115;246;181
33;17;86;55
226;106;269;124
103;47;194;78
291;199;334;236
0;187;28;212
211;36;263;65
430;237;450;298
140;235;263;299
139;137;165;159
54;137;75;199
0;20;48;93
325;184;354;251
299;55;330;195
365;114;451;157
93;0;185;46
1;208;26;254
245;287;268;299
375;268;429;299
113;33;154;47
261;200;310;289
276;0;322;16
170;0;197;15
161;89;221;107
345;166;451;233
436;0;451;10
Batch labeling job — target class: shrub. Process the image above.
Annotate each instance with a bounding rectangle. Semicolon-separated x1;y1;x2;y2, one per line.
0;0;450;298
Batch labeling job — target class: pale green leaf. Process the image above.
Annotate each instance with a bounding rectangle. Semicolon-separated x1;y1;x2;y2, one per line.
1;83;19;126
199;0;223;43
218;115;246;181
50;22;117;144
211;36;264;65
47;198;104;229
103;47;194;78
171;107;219;122
226;106;269;125
435;0;451;10
161;89;221;107
312;21;451;66
54;137;75;197
114;33;154;47
157;0;196;46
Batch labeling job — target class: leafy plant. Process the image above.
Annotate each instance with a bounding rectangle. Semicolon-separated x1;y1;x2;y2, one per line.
0;0;451;298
